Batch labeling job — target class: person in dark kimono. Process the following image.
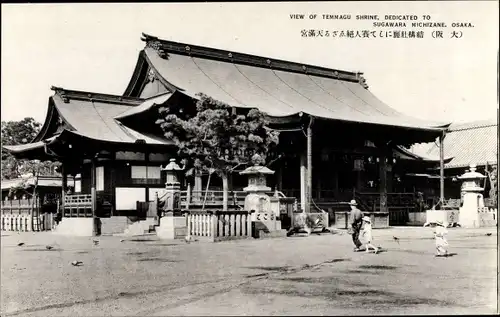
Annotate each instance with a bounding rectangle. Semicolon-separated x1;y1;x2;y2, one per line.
349;199;364;251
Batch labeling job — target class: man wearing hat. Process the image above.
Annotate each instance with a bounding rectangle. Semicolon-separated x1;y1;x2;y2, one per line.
349;199;364;251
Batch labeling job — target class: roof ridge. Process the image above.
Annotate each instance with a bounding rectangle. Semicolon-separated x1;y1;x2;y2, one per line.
450;123;498;132
51;86;144;106
140;32;368;87
142;91;172;101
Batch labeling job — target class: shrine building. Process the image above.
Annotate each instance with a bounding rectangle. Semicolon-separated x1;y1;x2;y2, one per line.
3;33;451;234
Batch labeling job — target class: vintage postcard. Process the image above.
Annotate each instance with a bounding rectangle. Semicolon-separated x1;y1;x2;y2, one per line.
1;1;498;316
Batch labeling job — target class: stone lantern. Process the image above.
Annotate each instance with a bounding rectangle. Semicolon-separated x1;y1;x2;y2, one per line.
239;164;275;221
157;158;187;240
458;163;486;228
160;158;183;213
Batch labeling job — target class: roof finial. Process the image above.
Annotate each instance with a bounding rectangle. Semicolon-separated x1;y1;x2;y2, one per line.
141;32;158;42
358;74;369;89
50;86;63;91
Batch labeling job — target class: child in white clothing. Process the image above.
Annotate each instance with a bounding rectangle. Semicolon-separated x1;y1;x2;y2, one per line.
361;216;379;254
434;220;449;257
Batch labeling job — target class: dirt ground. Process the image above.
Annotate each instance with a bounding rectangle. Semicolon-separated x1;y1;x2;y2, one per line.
1;226;498;316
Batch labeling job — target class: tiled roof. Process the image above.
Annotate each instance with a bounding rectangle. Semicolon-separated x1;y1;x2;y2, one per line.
141;34;449;132
1;176;70;191
53;92;170;145
394;145;452;162
3;89;173;156
114;93;172;120
410;119;498;169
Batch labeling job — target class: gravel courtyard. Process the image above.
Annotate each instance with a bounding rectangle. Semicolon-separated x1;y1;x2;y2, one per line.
1;227;497;316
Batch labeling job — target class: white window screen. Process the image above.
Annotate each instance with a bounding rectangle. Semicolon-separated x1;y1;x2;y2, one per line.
74;181;82;193
73;174;82;193
131;166;147;179
131;166;161;179
96;167;104;191
115;187;146;210
147;166;161;179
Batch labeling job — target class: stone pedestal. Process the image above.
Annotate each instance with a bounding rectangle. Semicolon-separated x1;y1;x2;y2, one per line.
53;217;99;236
426;209;459;226
156;216;187;240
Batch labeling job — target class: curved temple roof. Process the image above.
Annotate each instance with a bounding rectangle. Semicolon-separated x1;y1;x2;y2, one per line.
132;33;450;132
3;88;173;158
5;34;452;161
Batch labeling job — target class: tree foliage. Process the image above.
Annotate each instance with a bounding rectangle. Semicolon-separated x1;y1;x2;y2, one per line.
1;117;61;180
157;94;279;175
156;94;280;209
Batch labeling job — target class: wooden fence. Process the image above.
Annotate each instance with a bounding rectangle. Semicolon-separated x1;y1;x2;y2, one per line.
1;198;56;231
186;210;253;242
1;213;55;231
478;207;497;227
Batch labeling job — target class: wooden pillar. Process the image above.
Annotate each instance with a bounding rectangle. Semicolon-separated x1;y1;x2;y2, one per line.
439;131;445;203
379;153;388;213
194;172;202;202
332;159;339;198
305;117;313;213
91;159;97;216
317;172;322;200
356;170;363;191
300;153;307;212
61;164;68;217
276;166;283;191
386;162;393;193
186;181;191;209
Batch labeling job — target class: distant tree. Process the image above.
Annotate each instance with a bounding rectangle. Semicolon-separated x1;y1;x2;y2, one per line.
1;117;41;146
1;117;61;180
156;93;280;210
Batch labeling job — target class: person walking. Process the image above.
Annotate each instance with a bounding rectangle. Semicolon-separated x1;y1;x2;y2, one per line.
361;216;379;254
349;199;364;251
434;220;449;257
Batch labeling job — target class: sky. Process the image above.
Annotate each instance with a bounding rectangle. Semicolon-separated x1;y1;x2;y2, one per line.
1;2;499;125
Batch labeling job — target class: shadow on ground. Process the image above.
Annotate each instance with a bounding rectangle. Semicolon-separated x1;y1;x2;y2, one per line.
20;248;63;252
276;276;368;287
245;265;291;272
323;258;350;264
136;257;180;263
436;253;458;257
358;265;398;270
128;239;158;243
242;276;454;309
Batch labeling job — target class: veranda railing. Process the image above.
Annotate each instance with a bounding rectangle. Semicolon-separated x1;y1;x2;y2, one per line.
180;190;286;209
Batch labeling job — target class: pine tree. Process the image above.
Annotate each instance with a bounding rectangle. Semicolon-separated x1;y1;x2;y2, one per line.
156;93;280;210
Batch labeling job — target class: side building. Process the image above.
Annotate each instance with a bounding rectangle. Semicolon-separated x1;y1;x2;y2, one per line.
410;119;498;207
